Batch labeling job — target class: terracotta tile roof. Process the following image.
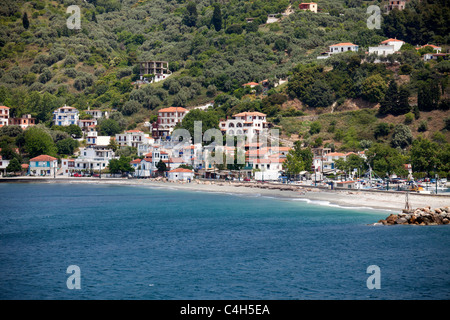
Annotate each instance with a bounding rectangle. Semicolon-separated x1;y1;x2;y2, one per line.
381;38;404;44
158;107;188;113
233;111;267;117
30;155;57;162
167;168;193;173
0;106;10;109
330;42;357;47
130;159;142;164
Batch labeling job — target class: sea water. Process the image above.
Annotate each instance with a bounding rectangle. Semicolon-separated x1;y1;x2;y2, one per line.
0;183;449;300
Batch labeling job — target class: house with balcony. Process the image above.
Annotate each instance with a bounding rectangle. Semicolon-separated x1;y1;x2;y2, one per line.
368;38;405;57
299;2;318;13
219;111;269;144
85;109;108;120
153;107;188;138
29;155;58;176
385;0;408;13
139;61;172;83
8;114;36;129
0;106;10;127
115;130;149;148
53;105;79;126
72;146;115;173
0;156;10;176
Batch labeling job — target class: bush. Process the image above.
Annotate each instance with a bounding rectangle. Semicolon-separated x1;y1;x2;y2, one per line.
418;120;428;132
404;112;414;124
309;121;321;135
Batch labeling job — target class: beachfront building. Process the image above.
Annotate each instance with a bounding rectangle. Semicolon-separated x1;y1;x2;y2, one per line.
8;114;36;129
0;156;10;176
153;107;189;138
219;111;269;144
73;146;115;173
248;157;285;181
29;155;58;176
60;158;75;176
299;2;318;13
0;106;10;127
115;130;149;148
53;105;79;126
167;167;194;182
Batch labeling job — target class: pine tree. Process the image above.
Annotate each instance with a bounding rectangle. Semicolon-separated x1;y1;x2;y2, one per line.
211;3;222;31
182;2;197;27
379;80;398;115
22;12;29;29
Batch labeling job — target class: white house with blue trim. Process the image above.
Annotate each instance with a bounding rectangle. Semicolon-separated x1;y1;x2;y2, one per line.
29;155;58;176
53;105;79;127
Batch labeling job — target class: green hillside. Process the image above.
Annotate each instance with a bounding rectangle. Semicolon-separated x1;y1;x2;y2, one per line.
0;0;449;176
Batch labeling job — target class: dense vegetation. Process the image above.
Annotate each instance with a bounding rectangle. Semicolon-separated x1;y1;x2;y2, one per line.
0;0;448;177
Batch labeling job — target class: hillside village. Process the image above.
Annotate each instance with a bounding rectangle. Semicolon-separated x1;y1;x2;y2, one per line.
0;0;449;190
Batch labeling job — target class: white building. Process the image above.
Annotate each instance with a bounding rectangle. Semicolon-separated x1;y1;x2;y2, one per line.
318;42;359;59
219;111;269;144
167;167;194;182
85;109;108;120
0;156;10;176
72;146;115;173
115;130;149;148
249;158;285;181
53;105;79;126
0;106;10;127
29;155;58;176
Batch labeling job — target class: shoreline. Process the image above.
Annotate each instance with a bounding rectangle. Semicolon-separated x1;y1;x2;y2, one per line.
2;177;449;212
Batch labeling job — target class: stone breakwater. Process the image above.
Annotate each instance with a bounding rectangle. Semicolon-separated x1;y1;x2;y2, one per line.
376;207;450;225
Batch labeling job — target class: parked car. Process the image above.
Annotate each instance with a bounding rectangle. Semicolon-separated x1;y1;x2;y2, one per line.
73;173;82;177
93;173;100;177
243;178;251;181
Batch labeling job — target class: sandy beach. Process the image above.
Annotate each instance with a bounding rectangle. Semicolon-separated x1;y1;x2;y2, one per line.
2;176;449;213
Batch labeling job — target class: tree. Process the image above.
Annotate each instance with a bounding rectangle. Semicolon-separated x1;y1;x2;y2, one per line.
108;156;134;176
6;158;21;174
304;80;334;108
366;143;408;177
178;109;219;139
98;119;121;136
56;138;79;155
182;2;197;27
379;81;410;116
283;142;313;180
65;124;83;139
410;137;440;176
361;74;387;103
418;81;440;111
22;12;29;29
156;160;167;176
24;126;57;158
391;124;413;149
211;3;222;31
374;122;390;139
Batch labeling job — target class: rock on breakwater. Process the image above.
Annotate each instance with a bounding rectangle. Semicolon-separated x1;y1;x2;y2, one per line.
375;206;450;226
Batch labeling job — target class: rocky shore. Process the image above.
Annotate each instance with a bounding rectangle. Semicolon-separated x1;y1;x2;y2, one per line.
376;207;450;225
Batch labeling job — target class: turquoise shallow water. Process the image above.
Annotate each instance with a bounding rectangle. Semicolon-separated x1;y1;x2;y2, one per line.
0;183;449;300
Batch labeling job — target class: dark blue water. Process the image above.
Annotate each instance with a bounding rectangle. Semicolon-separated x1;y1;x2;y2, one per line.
0;183;449;300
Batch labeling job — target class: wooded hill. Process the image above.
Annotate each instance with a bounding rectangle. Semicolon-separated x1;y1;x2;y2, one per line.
0;0;449;156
